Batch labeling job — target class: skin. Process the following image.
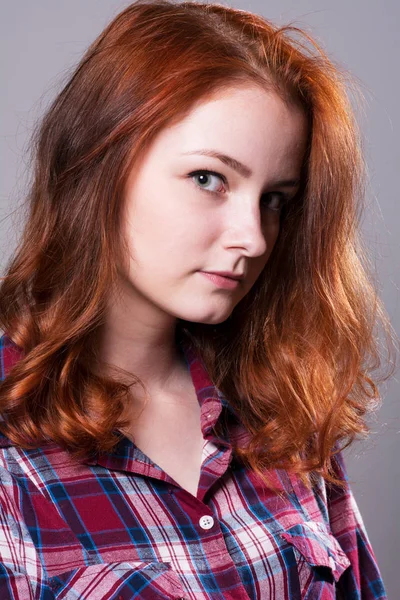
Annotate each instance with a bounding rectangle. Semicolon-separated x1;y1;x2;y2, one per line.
98;83;308;412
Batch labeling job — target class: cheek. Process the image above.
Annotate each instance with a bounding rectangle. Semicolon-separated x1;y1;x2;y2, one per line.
124;214;203;280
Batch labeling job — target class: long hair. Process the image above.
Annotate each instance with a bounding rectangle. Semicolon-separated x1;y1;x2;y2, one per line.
0;0;396;489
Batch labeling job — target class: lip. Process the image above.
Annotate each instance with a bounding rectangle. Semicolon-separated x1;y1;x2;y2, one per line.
210;271;244;281
200;271;240;289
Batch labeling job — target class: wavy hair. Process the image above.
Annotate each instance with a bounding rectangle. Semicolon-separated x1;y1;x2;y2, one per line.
0;0;397;489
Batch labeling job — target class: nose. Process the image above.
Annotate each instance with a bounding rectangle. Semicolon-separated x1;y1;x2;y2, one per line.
222;194;272;258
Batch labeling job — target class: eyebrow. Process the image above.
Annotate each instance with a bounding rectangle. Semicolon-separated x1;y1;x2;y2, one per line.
181;149;300;188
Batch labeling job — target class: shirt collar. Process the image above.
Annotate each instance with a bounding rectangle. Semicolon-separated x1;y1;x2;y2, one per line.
179;332;237;417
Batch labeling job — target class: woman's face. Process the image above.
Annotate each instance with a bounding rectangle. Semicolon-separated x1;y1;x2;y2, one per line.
118;84;308;326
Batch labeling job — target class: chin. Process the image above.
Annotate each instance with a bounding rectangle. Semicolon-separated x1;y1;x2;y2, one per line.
177;309;234;326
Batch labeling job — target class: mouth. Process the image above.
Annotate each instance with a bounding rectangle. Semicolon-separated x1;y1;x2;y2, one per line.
199;271;241;289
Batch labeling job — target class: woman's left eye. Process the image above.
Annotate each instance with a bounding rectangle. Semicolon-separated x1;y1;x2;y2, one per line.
261;192;288;212
188;170;226;194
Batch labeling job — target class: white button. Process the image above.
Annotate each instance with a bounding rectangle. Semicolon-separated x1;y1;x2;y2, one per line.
199;515;214;530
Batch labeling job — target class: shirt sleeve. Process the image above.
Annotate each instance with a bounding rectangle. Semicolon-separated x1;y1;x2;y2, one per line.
0;466;55;600
327;449;387;599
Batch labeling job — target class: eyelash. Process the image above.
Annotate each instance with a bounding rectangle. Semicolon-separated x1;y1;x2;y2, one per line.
187;169;290;212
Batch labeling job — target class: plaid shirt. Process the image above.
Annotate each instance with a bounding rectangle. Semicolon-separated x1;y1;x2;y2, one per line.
0;332;386;599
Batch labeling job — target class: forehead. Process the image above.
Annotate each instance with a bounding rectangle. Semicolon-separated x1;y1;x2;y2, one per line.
154;85;308;173
174;84;304;130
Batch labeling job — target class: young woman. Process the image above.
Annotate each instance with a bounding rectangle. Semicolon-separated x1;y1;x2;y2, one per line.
0;1;396;598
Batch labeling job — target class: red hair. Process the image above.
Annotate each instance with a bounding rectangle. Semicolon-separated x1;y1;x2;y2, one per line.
0;0;397;489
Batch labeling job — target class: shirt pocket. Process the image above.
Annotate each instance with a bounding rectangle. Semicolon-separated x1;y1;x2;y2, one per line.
48;560;187;600
280;520;351;599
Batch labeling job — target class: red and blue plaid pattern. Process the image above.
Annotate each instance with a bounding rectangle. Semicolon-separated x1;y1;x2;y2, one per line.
0;332;387;599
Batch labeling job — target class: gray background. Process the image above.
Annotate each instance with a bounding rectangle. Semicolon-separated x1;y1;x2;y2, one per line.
1;1;399;596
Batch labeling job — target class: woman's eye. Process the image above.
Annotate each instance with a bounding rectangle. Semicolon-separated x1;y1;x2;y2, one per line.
188;170;226;194
261;192;288;212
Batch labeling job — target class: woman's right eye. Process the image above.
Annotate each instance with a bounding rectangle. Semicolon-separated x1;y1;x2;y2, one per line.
187;170;227;195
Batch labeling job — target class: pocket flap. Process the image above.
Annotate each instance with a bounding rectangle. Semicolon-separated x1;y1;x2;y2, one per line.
280;520;351;582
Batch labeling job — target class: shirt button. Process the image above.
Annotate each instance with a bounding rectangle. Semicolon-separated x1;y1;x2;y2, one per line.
199;515;214;530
